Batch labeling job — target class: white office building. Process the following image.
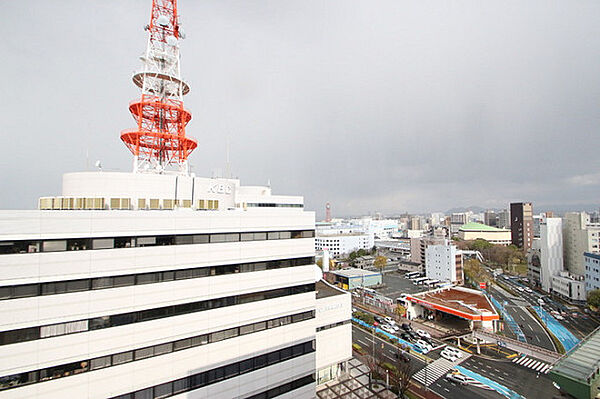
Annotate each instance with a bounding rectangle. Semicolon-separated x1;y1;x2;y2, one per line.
551;272;586;304
584;252;600;292
315;223;374;258
425;241;464;284
562;212;600;277
540;217;565;292
0;1;351;397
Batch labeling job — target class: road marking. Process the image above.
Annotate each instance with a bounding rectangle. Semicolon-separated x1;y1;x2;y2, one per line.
444;388;449;392
536;336;541;342
529;325;534;331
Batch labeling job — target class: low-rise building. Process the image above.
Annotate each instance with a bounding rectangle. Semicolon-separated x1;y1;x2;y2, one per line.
457;222;512;245
550;327;600;399
584;252;600;292
551;272;586;304
327;268;382;290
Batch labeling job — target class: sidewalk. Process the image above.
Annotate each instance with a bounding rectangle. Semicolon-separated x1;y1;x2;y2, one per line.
316;357;445;399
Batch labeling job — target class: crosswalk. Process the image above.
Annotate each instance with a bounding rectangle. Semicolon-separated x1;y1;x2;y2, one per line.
512;355;552;374
413;354;470;385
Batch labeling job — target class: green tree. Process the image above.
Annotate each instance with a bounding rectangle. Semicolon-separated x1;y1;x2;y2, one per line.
394;304;406;318
374;256;387;273
588;290;600;310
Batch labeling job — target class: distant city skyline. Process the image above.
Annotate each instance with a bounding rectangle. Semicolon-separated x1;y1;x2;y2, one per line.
2;1;600;218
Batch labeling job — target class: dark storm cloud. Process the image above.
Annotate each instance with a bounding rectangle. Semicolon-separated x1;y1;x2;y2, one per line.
1;1;599;217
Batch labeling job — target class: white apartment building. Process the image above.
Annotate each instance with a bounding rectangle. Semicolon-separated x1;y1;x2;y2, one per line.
584;252;600;292
425;241;464;284
349;218;399;240
562;212;600;276
315;224;374;258
540;217;565;292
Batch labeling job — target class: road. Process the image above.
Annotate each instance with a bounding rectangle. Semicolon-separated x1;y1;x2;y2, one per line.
489;285;556;351
353;325;503;399
500;276;599;338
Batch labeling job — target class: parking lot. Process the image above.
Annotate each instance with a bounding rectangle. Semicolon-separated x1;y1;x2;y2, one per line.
376;269;429;300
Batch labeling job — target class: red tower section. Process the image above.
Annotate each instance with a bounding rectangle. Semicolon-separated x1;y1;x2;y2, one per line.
121;0;197;173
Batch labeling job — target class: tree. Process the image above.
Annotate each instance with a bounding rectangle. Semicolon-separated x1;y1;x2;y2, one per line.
374;256;387;273
588;290;600;310
394;304;406;318
391;350;416;399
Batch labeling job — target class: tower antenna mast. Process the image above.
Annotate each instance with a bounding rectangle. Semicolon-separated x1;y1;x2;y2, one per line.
120;0;197;174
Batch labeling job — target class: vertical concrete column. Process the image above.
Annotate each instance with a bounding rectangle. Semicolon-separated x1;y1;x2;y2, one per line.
476;338;481;354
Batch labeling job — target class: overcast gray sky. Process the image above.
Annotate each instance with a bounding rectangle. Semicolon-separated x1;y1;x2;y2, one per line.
2;1;600;218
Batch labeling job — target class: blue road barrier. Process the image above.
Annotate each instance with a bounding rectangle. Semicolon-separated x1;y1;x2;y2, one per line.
455;365;525;399
532;306;580;352
490;295;526;342
352;317;418;351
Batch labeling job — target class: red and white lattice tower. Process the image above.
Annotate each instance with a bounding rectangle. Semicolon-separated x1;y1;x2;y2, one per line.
120;0;197;174
325;202;331;222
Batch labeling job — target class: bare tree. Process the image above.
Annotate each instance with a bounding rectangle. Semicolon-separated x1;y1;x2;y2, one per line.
391;350;416;399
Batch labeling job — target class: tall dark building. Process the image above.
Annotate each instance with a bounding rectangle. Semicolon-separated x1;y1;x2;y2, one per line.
510;202;533;250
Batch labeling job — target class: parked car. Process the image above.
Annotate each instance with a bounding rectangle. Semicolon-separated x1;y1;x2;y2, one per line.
517;287;525;292
414;342;430;354
401;323;413;331
525;287;533;293
440;349;458;362
408;331;420;340
374;316;385;324
443;346;463;358
416;329;431;339
384;316;395;325
391;324;400;332
400;332;412;341
416;339;432;351
380;324;395;334
446;372;468;385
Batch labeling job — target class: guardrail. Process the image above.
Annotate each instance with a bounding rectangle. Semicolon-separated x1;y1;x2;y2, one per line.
472;329;561;363
489;295;527;342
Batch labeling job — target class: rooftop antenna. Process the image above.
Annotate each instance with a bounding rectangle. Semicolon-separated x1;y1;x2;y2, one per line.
120;0;197;175
225;137;231;179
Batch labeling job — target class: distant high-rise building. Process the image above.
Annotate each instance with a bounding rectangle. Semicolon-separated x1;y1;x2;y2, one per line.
497;209;510;229
484;210;497;227
562;212;600;276
450;213;468;234
510;202;533;250
410;216;422;230
539;216;564;292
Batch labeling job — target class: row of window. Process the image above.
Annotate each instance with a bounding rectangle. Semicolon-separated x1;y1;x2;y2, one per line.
0;311;314;391
244;375;315;399
0;283;315;346
246;203;304;208
0;256;315;301
110;341;315;399
0;229;315;255
316;319;351;332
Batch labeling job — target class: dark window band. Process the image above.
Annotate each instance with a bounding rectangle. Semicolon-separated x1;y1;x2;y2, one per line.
0;311;315;392
0;229;315;255
316;319;351;332
0;256;315;301
0;283;315;346
110;341;315;399
246;203;304;208
242;374;315;399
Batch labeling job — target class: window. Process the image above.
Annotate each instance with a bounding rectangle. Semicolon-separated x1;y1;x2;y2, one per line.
112;351;133;365
192;235;209;244
254;232;267;241
13;284;39;298
239;358;254;374
154;382;173;399
137;273;158;285
92;238;114;249
67;279;89;293
92;277;113;290
173;378;190;394
113;275;135;287
267;232;280;240
154;343;173;356
241;233;254;241
42;240;67;252
136;236;156;246
134;347;154;360
174;338;191;351
134;388;153;399
90;356;111;370
174;235;193;245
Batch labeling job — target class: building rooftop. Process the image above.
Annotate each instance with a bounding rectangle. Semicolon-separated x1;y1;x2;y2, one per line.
584;252;600;261
316;280;348;299
459;222;509;232
551;327;600;383
331;267;382;278
406;286;498;321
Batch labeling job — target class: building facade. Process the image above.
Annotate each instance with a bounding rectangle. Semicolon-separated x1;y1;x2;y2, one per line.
457;222;511;245
425;242;464;284
510;202;533;250
540;216;564;292
562;212;600;277
584;252;600;293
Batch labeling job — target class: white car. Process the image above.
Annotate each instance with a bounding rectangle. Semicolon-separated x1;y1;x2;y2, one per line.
380;324;395;334
416;329;431;339
416;339;432;351
525;287;533;293
414;342;430;354
443;346;463;358
391;324;400;332
517;287;525;292
440;350;458;362
446;372;468;385
384;317;395;325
